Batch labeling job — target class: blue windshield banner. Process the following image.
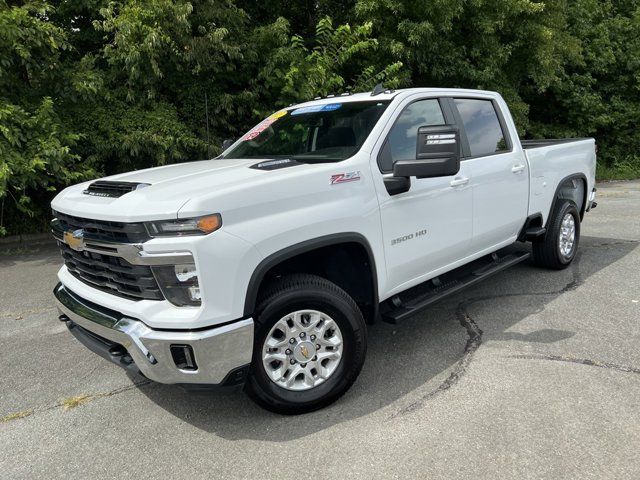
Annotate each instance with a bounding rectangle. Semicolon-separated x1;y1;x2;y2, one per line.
291;103;343;115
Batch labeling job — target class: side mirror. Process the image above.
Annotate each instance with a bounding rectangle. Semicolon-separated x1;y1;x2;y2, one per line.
221;138;235;152
392;125;460;179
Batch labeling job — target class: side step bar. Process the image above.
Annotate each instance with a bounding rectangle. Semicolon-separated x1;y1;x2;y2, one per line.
523;226;546;240
381;250;531;324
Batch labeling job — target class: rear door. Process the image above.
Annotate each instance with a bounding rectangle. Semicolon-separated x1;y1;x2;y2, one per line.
374;96;474;293
450;97;529;252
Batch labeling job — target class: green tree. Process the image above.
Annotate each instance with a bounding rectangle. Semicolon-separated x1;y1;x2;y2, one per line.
1;0;639;236
354;0;581;131
0;1;94;234
526;0;640;179
256;16;405;111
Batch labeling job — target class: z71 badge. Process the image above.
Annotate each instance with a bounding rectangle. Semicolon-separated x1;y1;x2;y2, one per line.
330;171;361;185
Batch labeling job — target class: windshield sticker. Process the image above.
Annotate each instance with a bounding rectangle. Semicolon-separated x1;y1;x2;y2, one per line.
268;109;288;120
330;171;361;185
291;103;342;116
243;109;288;141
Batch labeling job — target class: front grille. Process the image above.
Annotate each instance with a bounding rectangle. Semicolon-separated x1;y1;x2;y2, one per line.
83;180;147;198
59;243;163;301
53;210;150;243
53;211;162;301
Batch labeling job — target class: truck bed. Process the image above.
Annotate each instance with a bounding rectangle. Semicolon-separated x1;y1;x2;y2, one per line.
522;137;596;225
521;138;591;149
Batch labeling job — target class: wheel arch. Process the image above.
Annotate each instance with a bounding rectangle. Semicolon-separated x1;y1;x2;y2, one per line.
546;173;588;226
243;233;379;323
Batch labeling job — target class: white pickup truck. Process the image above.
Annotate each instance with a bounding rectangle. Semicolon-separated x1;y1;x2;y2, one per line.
51;87;597;414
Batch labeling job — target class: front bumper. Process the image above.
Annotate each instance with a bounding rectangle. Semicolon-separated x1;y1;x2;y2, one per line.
54;283;254;385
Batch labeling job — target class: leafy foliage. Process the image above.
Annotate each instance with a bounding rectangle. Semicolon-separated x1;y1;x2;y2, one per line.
264;17;405;104
0;0;639;235
526;0;640;174
0;1;91;235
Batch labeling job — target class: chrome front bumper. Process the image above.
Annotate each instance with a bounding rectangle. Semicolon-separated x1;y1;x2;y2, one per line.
54;283;254;385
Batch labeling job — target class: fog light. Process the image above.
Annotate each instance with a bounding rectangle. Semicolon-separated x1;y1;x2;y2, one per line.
188;285;201;302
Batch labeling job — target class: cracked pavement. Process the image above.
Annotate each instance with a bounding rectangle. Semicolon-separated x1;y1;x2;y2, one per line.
1;181;639;479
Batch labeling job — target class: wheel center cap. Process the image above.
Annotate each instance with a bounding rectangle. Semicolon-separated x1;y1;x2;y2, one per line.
293;341;316;363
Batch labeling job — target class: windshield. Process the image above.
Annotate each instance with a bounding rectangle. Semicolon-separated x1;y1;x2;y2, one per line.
222;100;390;163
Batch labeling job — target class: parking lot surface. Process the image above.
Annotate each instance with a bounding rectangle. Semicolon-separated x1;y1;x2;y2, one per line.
1;181;639;479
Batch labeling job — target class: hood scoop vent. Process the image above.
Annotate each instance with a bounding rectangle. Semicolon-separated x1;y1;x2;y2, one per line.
249;159;301;171
83;180;150;198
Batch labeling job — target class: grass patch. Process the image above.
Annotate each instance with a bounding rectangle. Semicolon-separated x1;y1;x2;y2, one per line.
597;162;640;181
0;246;35;256
0;245;46;257
60;395;92;410
0;409;34;423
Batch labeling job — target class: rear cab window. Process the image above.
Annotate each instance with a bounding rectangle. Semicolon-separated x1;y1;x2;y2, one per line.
452;98;510;157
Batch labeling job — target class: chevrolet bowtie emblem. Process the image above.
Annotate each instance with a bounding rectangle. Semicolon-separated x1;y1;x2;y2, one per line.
63;229;85;251
300;345;309;359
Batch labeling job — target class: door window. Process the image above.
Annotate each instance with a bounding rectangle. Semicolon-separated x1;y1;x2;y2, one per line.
378;99;445;172
453;99;508;157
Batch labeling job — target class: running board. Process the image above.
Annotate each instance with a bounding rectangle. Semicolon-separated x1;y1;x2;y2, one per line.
381;250;531;324
523;226;546;240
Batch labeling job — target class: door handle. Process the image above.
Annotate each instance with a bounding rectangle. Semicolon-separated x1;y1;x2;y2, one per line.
511;164;526;173
450;177;469;187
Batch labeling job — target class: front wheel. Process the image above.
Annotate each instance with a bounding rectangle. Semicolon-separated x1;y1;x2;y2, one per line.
244;274;367;414
533;200;581;269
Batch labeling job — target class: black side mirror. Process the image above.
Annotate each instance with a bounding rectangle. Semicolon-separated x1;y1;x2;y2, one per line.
392;125;460;179
221;138;235;152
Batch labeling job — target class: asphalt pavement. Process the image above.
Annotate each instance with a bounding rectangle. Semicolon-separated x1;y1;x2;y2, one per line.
1;181;639;479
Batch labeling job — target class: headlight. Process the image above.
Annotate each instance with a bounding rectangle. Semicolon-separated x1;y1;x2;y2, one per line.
152;263;201;306
145;214;221;237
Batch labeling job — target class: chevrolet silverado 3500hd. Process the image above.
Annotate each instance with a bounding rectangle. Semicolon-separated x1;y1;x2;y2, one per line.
51;87;597;414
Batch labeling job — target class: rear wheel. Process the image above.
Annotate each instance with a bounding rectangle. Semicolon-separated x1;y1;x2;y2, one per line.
533;200;580;269
245;274;367;414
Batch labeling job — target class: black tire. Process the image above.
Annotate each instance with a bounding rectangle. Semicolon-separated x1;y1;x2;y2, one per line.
533;200;580;269
244;274;367;414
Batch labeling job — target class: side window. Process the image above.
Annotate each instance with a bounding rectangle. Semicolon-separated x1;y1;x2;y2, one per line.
379;99;445;172
453;99;508;157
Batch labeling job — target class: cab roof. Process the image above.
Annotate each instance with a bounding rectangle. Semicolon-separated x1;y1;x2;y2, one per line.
289;87;500;110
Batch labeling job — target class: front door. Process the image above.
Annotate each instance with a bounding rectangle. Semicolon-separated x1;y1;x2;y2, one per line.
375;97;474;294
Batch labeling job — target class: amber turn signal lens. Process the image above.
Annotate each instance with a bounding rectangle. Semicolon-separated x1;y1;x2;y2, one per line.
196;214;222;234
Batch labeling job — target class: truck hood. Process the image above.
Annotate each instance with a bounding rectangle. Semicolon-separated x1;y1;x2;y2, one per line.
51;158;306;221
